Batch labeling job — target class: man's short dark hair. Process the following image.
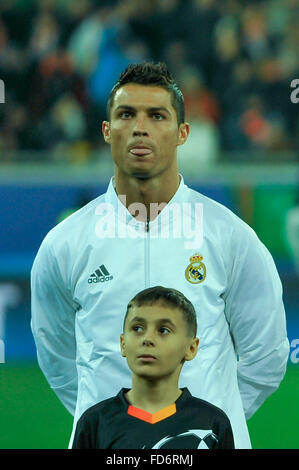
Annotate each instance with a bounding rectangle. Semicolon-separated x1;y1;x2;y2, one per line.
123;286;197;338
106;61;185;126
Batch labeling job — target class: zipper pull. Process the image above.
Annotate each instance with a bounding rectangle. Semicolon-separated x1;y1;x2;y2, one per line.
146;217;150;232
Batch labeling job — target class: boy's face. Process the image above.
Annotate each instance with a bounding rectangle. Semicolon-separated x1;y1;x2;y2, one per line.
120;301;199;382
102;84;189;180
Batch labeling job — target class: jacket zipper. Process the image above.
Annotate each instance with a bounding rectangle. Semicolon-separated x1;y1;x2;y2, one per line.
145;217;150;287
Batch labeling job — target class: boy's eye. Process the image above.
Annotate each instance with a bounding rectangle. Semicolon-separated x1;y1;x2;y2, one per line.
132;325;143;333
160;327;170;335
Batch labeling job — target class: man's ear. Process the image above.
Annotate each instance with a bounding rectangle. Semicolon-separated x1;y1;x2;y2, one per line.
177;122;190;146
102;121;111;144
120;333;126;357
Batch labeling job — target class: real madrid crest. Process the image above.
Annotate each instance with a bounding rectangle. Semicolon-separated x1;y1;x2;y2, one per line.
185;253;206;284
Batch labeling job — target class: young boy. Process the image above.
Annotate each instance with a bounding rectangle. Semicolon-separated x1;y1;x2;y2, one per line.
72;286;235;449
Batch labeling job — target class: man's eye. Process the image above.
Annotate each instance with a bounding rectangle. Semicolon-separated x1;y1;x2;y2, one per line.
120;111;132;119
152;113;164;120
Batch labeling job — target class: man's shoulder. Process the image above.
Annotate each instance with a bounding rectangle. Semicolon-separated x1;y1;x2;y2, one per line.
55;193;105;230
188;186;237;219
42;192;106;244
187;185;258;238
31;192;108;269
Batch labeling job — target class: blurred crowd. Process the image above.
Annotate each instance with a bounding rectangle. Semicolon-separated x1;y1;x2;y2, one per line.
0;0;298;164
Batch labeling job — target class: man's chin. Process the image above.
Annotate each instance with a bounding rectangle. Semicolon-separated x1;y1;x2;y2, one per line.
131;170;152;180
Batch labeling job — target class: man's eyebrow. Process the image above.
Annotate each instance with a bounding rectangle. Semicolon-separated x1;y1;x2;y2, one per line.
148;106;171;115
114;105;171;115
114;105;135;112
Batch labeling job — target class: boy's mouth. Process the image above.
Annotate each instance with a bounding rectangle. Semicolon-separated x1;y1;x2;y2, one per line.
138;354;157;362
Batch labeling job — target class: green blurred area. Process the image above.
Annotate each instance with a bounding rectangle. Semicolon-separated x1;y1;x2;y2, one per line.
247;365;299;449
252;185;297;259
0;362;298;449
0;362;73;449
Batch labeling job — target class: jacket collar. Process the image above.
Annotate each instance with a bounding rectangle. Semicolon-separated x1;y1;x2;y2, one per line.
104;174;190;226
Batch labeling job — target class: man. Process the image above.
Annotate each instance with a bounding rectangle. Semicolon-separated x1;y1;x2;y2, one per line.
31;62;289;449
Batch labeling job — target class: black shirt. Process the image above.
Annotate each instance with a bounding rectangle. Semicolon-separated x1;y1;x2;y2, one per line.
72;388;235;449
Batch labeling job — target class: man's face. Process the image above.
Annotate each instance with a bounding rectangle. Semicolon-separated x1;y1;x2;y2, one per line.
102;84;189;180
120;302;198;381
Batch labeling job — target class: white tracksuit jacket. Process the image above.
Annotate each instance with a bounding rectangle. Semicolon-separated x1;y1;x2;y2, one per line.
31;175;289;449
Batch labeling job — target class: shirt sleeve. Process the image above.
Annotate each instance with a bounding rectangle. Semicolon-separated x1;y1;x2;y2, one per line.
217;416;235;449
31;236;79;416
223;221;290;420
72;415;94;449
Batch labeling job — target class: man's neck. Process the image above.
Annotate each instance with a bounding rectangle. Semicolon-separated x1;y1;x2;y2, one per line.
114;169;181;222
125;376;182;414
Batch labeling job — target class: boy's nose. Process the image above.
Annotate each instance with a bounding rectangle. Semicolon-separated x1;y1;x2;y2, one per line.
143;338;154;346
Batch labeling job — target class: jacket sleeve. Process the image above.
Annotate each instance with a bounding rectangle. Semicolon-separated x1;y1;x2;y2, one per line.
223;222;290;420
31;236;79;416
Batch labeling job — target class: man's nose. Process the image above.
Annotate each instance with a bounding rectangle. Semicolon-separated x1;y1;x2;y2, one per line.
133;115;149;137
133;129;148;137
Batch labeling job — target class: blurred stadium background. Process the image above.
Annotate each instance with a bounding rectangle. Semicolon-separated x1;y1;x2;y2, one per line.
0;0;298;449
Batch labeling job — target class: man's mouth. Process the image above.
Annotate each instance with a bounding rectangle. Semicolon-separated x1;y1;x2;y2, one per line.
128;144;153;156
129;148;153;156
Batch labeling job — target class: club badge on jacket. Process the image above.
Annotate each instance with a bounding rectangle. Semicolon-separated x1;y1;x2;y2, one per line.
185;254;206;284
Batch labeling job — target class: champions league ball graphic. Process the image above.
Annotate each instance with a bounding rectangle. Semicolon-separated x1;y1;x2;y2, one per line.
149;429;218;449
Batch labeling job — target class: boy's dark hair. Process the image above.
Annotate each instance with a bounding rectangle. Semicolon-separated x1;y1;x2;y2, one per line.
106;61;185;126
123;286;197;338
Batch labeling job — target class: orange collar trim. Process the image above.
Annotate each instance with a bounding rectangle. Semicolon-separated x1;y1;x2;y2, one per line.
127;403;176;424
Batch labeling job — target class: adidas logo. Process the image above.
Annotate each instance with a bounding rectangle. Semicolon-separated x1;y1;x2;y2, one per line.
88;265;113;284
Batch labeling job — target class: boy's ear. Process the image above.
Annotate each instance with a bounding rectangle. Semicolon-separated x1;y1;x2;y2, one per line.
120;333;126;357
184;337;199;362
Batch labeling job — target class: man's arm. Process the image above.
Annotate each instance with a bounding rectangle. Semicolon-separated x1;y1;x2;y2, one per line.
223;224;289;420
31;237;79;416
